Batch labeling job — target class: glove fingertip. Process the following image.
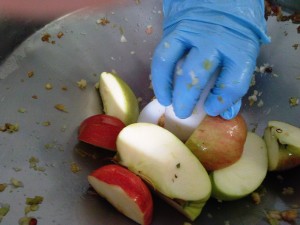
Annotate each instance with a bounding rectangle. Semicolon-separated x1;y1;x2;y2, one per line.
220;100;242;120
157;96;172;107
173;106;193;119
203;100;219;117
204;91;242;119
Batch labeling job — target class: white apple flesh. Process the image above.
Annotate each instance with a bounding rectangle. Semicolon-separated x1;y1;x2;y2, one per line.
137;98;208;142
116;123;211;221
99;72;139;125
210;132;268;201
137;98;166;126
88;164;153;225
164;100;207;142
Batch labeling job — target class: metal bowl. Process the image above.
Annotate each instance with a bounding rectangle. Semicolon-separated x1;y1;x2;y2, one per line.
0;1;299;224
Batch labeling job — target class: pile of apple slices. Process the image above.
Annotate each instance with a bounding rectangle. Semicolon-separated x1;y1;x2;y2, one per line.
78;72;300;225
138;102;269;202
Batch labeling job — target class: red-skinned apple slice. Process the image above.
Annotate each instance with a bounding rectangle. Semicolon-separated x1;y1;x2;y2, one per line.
88;164;153;225
185;114;247;171
116;123;211;221
78;114;125;151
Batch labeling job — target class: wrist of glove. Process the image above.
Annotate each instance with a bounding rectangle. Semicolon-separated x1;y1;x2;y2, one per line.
151;0;270;120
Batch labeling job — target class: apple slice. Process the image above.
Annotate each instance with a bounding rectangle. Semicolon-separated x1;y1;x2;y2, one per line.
78;114;125;150
116;123;211;221
210;132;268;201
185;114;247;171
267;121;300;156
264;121;300;171
88;164;153;225
99;72;139;125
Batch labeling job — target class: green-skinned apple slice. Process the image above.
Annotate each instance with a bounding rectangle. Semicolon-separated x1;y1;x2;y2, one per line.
264;121;300;171
267;121;300;156
115;123;211;221
88;164;153;225
210;132;268;201
99;72;139;125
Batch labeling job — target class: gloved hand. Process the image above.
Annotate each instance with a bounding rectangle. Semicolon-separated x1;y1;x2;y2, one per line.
151;0;270;120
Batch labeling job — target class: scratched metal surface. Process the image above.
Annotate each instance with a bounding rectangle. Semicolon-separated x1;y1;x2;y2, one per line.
0;1;299;225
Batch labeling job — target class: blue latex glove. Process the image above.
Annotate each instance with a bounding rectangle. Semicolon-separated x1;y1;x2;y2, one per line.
151;0;270;119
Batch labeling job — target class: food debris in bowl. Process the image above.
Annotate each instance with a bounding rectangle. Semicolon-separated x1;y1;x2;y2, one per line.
54;104;68;112
0;123;19;133
0;2;299;224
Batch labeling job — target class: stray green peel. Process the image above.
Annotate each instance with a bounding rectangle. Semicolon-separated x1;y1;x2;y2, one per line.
0;184;7;192
0;203;10;222
217;96;224;103
289;97;299;107
203;60;212;71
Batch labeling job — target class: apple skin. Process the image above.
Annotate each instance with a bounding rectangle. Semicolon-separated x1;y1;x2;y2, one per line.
274;150;300;171
185;114;247;171
88;164;153;225
78;114;125;151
